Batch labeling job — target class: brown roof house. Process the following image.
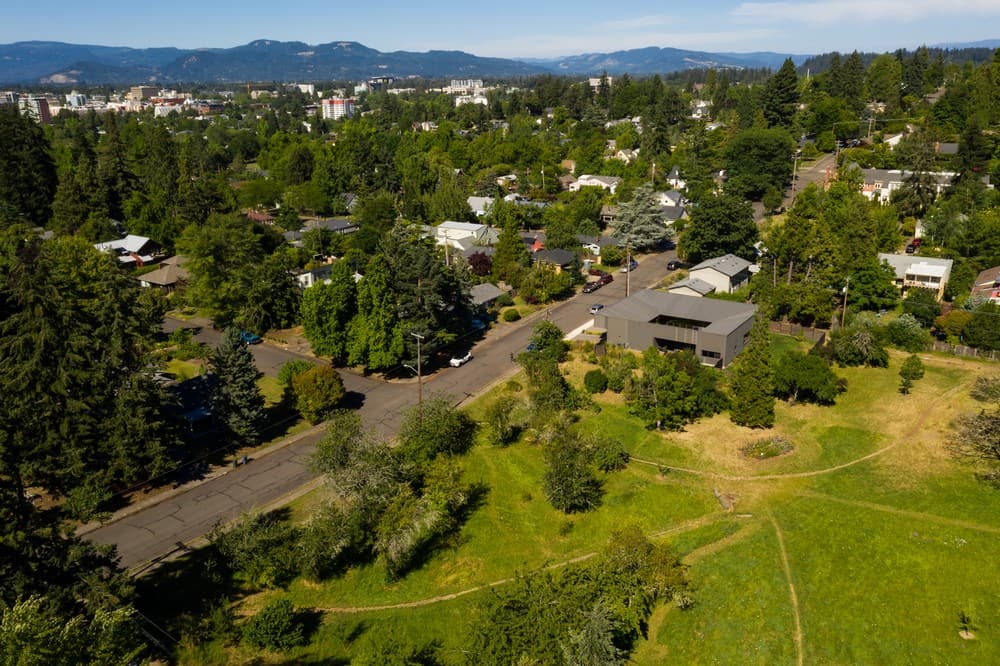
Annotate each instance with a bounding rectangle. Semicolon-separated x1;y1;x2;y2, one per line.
138;256;189;291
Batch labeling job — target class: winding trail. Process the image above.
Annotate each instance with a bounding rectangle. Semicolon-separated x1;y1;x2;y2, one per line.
312;512;731;614
768;513;805;666
797;490;1000;535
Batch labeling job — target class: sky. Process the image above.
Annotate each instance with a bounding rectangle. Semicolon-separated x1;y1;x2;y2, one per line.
6;0;1000;58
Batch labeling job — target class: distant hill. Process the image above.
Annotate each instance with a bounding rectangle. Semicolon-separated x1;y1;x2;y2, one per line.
521;46;807;76
931;39;1000;49
0;39;548;85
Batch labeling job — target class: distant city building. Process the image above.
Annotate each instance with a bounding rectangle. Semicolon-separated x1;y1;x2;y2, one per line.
588;76;613;89
18;97;51;124
0;91;17;106
455;94;488;107
128;86;159;101
65;91;87;107
321;97;356;120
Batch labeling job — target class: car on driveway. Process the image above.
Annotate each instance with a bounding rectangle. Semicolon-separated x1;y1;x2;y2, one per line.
449;352;473;367
589;304;605;315
621;259;638;273
582;273;613;293
666;260;684;270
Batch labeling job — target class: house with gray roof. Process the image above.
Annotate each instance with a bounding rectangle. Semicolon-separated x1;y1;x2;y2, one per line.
666;277;717;297
94;234;162;268
877;253;953;300
860;168;957;204
468;196;494;217
688;254;752;294
593;290;756;368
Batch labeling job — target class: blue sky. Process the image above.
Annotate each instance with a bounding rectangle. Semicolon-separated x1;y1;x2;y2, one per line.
7;0;1000;57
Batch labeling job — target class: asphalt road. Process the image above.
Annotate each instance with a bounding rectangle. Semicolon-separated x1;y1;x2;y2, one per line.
86;250;678;570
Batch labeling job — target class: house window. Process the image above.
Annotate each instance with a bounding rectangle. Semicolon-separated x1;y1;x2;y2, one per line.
701;350;721;359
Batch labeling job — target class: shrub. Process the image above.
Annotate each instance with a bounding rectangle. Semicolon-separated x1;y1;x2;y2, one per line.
884;313;930;352
583;369;609;394
291;365;346;423
242;598;305;650
277;359;314;389
495;292;514;307
773;351;841;405
502;307;521;322
741;437;794;459
591;439;630;472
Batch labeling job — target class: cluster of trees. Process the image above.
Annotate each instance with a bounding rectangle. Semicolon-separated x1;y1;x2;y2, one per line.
951;375;1000;483
468;525;688;665
301;222;472;369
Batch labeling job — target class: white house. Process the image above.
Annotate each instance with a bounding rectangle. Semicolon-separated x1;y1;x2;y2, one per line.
467;196;494;217
667;166;686;190
433;221;499;250
94;234;162;268
570;175;622;194
666;277;717;297
877;253;953;300
860;169;957;204
688;254;753;294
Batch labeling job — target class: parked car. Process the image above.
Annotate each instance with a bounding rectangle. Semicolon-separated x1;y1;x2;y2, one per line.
470;318;487;331
905;244;916;254
449;352;473;367
239;330;262;345
621;259;638;273
583;280;603;293
666;260;684;270
589;303;605;315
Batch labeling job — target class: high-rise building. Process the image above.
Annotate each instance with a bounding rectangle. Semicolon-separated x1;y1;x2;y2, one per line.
18;97;51;124
321;97;356;120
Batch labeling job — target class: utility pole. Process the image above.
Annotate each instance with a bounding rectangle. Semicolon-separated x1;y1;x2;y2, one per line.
841;277;850;328
625;238;631;298
791;150;801;197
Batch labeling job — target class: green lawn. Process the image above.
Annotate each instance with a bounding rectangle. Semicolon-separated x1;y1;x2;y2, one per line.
162;336;999;664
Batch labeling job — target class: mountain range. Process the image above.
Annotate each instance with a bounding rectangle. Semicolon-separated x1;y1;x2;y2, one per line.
0;40;806;85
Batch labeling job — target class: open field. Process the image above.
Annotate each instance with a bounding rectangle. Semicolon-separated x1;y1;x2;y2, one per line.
161;337;1000;664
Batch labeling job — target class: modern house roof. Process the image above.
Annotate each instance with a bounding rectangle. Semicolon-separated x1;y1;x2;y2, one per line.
439;220;488;233
690;254;752;277
666;277;716;296
303;218;358;233
601;289;756;336
534;248;576;267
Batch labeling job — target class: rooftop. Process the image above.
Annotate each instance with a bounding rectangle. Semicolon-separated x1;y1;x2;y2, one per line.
690;253;752;277
602;289;756;336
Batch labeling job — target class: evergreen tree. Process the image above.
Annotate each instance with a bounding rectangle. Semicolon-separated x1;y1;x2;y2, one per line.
212;328;266;443
491;210;531;284
610;184;671;251
0;106;57;226
728;315;775;428
762;59;799;129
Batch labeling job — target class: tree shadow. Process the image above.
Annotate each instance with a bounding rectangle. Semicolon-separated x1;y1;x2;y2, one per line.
340;390;366;410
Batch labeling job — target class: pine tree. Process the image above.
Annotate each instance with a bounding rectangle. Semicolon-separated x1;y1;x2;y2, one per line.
212;328;266;442
762;58;799;129
0;106;57;226
491;213;530;284
611;184;670;251
349;254;404;370
728;315;775;428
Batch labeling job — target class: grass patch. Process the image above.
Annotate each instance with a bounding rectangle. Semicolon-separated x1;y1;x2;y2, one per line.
165;358;207;381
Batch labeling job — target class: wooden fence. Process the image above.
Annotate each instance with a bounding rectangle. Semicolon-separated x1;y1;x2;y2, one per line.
768;321;827;344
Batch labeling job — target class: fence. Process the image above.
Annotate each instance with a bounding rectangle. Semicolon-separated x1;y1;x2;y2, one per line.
769;321;827;344
929;341;999;362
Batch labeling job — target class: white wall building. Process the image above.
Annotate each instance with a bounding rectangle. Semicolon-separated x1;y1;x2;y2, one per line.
322;97;356;120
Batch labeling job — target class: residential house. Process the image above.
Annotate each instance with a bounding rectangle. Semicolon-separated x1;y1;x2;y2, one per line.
521;231;546;253
660;205;686;225
970;266;1000;305
666;277;717;298
558;174;578;191
246;210;275;224
468;196;494;217
496;174;518;188
600;205;618;225
877;253;953;300
570;175;622;194
303;218;359;235
294;264;334;289
470;282;506;309
690;99;711;120
654;190;685;207
860;168;957;204
614;148;640;164
577;234;619;258
138;256;189;291
434;221;499;250
94;234;162;268
593;290;757;368
667;165;686;190
688;254;753;294
534;248;577;272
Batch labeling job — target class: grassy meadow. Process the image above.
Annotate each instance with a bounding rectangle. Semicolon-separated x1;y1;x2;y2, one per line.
167;337;1000;664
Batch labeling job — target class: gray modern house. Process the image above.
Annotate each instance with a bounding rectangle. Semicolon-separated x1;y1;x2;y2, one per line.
593;290;757;368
